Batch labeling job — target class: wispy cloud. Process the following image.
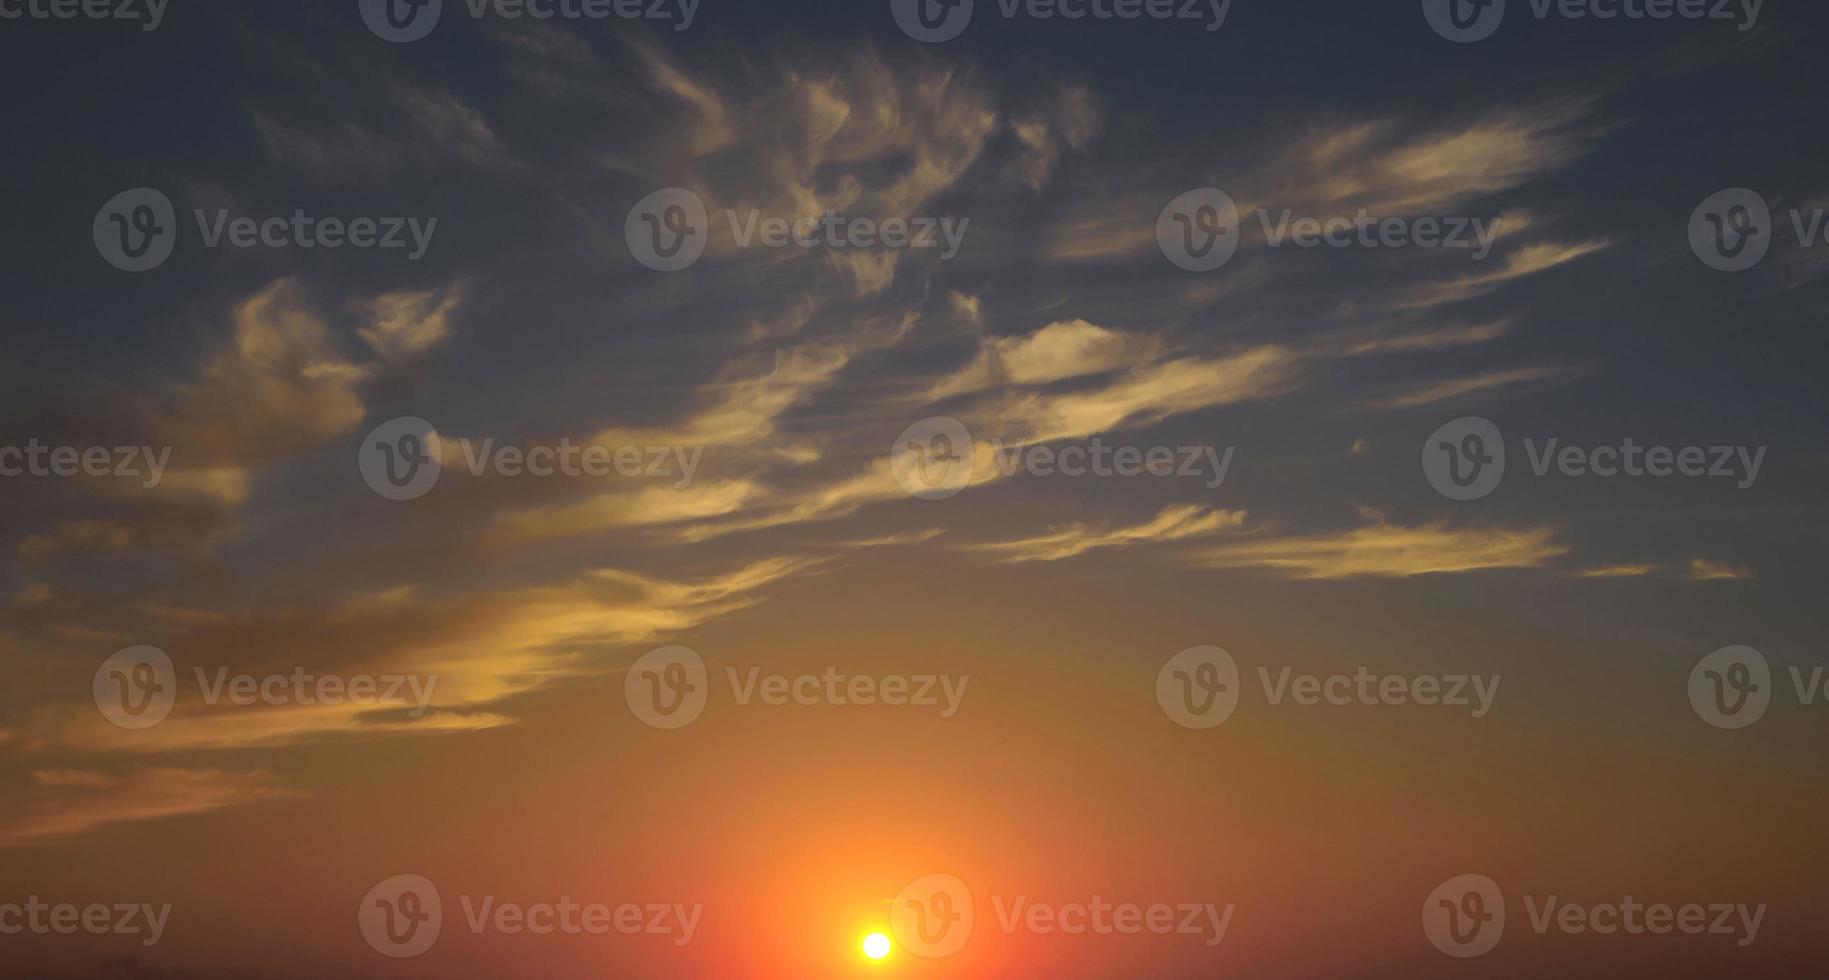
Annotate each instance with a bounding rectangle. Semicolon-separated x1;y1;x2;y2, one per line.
1193;521;1568;578
0;769;298;848
968;504;1246;563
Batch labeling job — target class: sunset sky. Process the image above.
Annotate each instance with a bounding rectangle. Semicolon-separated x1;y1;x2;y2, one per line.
2;1;1827;977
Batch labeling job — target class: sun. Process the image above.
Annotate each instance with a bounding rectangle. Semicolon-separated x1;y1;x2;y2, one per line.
862;931;893;960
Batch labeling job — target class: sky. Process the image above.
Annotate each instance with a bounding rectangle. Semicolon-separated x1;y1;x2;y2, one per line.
1;0;1827;976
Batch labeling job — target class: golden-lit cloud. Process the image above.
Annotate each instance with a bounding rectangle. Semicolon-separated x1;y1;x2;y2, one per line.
925;320;1161;401
360;284;466;364
0;559;819;759
1688;558;1754;581
0;769;298;848
976;346;1302;444
968;504;1246;563
1193;521;1568;578
1390;237;1614;311
1354;364;1585;410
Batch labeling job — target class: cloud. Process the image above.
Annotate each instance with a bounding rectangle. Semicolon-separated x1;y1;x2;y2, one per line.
1390;236;1614;311
487;479;762;545
1576;563;1661;578
252;87;517;178
359;285;465;364
925;320;1160;401
1688;559;1754;581
977;345;1302;444
154;280;374;468
0;769;297;848
0;559;819;759
1193;521;1567;578
1275;103;1599;216
968;504;1246;563
828;528;948;548
1353;364;1585;410
18;521;136;560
